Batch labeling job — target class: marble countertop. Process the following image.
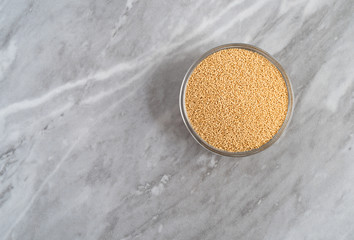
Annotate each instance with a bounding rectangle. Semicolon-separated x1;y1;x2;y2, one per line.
1;0;354;239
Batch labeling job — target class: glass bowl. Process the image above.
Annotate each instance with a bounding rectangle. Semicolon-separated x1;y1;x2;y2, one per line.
179;43;294;157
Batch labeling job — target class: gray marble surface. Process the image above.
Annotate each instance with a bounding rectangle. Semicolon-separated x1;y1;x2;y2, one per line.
1;0;354;239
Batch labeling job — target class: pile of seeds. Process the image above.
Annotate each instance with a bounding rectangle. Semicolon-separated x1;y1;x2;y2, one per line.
185;48;288;152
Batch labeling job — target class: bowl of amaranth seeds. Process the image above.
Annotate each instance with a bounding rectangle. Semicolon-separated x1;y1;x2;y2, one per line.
179;43;294;157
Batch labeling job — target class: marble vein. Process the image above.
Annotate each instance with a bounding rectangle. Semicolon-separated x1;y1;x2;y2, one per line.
0;60;136;118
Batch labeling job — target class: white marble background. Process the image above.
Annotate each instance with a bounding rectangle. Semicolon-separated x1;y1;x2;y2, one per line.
1;0;354;239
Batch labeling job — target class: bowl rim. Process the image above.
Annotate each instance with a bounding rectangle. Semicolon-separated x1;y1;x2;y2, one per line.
179;43;294;157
